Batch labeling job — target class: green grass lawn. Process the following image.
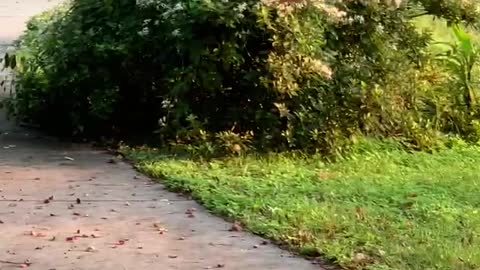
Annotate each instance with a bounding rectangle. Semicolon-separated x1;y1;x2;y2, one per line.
124;142;480;270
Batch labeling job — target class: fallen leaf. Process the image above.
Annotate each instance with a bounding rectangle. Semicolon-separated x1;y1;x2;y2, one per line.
28;231;46;237
168;255;178;259
72;212;81;216
185;208;196;218
229;221;242;232
353;252;368;263
115;240;126;245
66;236;77;241
185;208;196;214
204;264;226;269
402;201;414;209
355;206;364;219
3;145;16;149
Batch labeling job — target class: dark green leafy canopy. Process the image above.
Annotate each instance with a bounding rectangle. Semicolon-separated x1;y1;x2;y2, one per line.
5;0;480;155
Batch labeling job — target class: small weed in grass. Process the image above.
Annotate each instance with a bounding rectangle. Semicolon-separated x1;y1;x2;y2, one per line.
124;144;480;270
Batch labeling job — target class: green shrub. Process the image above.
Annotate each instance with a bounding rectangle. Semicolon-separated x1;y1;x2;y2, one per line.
5;0;480;154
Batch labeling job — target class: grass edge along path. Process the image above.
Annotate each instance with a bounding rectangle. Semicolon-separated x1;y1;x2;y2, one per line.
123;142;480;270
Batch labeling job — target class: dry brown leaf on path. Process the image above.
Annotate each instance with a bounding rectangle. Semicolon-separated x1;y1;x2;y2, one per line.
185;208;196;218
229;221;243;232
27;231;47;237
107;158;117;164
85;246;96;252
205;264;226;269
114;239;128;246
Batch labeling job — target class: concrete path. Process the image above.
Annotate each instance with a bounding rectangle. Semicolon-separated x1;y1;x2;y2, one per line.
0;1;322;270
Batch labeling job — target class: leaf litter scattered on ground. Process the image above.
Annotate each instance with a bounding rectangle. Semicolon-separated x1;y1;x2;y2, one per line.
124;143;480;270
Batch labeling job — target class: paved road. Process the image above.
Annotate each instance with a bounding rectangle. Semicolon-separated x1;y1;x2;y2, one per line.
0;1;322;270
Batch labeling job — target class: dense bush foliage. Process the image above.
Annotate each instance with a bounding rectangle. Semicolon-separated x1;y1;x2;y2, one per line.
4;0;480;155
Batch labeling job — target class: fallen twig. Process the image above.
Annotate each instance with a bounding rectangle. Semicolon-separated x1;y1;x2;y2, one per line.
0;259;31;266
